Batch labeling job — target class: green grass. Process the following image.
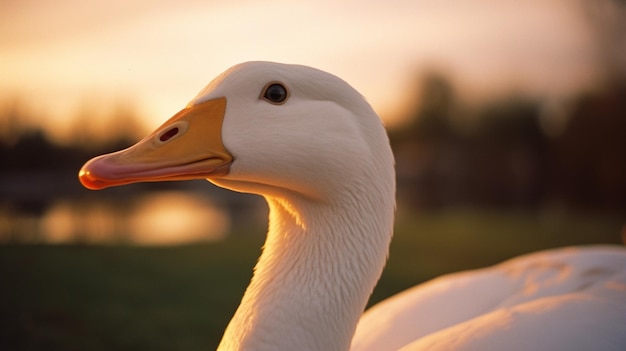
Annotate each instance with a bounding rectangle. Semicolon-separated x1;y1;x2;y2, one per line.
0;236;264;351
0;210;623;350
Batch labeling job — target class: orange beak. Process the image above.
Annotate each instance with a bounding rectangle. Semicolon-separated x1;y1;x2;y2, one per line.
79;97;232;190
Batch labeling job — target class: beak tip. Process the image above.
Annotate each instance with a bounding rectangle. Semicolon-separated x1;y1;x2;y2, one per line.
78;168;104;190
78;157;115;190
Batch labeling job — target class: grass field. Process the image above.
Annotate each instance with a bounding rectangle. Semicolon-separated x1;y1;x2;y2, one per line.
1;209;623;350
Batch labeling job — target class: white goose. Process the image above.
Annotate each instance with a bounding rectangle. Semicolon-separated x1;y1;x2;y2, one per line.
79;62;626;351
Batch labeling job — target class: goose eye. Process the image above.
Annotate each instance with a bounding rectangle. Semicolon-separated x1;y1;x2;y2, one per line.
262;83;288;104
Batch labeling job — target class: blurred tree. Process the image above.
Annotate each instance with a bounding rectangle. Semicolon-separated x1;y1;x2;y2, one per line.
465;98;548;207
391;72;461;208
0;95;144;173
0;98;32;147
390;70;626;212
551;81;626;210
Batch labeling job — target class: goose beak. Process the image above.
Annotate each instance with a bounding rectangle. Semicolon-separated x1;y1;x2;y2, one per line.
79;97;232;190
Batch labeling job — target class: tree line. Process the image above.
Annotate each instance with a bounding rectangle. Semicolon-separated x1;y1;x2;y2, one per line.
391;73;626;211
1;74;625;211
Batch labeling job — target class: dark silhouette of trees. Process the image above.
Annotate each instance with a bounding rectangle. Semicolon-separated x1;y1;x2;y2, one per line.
0;98;144;172
391;72;626;211
550;81;626;210
2;75;626;211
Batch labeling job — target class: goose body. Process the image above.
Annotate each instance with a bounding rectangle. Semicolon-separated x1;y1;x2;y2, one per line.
79;61;626;350
352;245;626;350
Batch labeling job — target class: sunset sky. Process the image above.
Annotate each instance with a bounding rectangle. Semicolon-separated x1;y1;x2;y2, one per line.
1;0;620;143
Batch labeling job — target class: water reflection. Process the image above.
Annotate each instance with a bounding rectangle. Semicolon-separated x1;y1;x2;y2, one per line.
2;191;230;245
128;192;229;245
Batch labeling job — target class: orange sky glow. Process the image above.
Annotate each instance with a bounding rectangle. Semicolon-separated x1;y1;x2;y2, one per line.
0;0;618;143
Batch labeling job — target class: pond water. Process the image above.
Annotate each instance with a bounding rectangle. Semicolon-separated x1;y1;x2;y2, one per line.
0;191;239;245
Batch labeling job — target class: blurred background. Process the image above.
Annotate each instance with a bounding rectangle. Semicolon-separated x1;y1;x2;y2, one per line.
1;0;625;350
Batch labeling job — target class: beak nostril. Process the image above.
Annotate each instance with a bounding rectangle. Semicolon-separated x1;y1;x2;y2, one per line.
159;127;179;142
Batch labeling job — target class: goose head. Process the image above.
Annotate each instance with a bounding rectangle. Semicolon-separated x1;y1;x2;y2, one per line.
79;61;396;350
79;61;394;203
